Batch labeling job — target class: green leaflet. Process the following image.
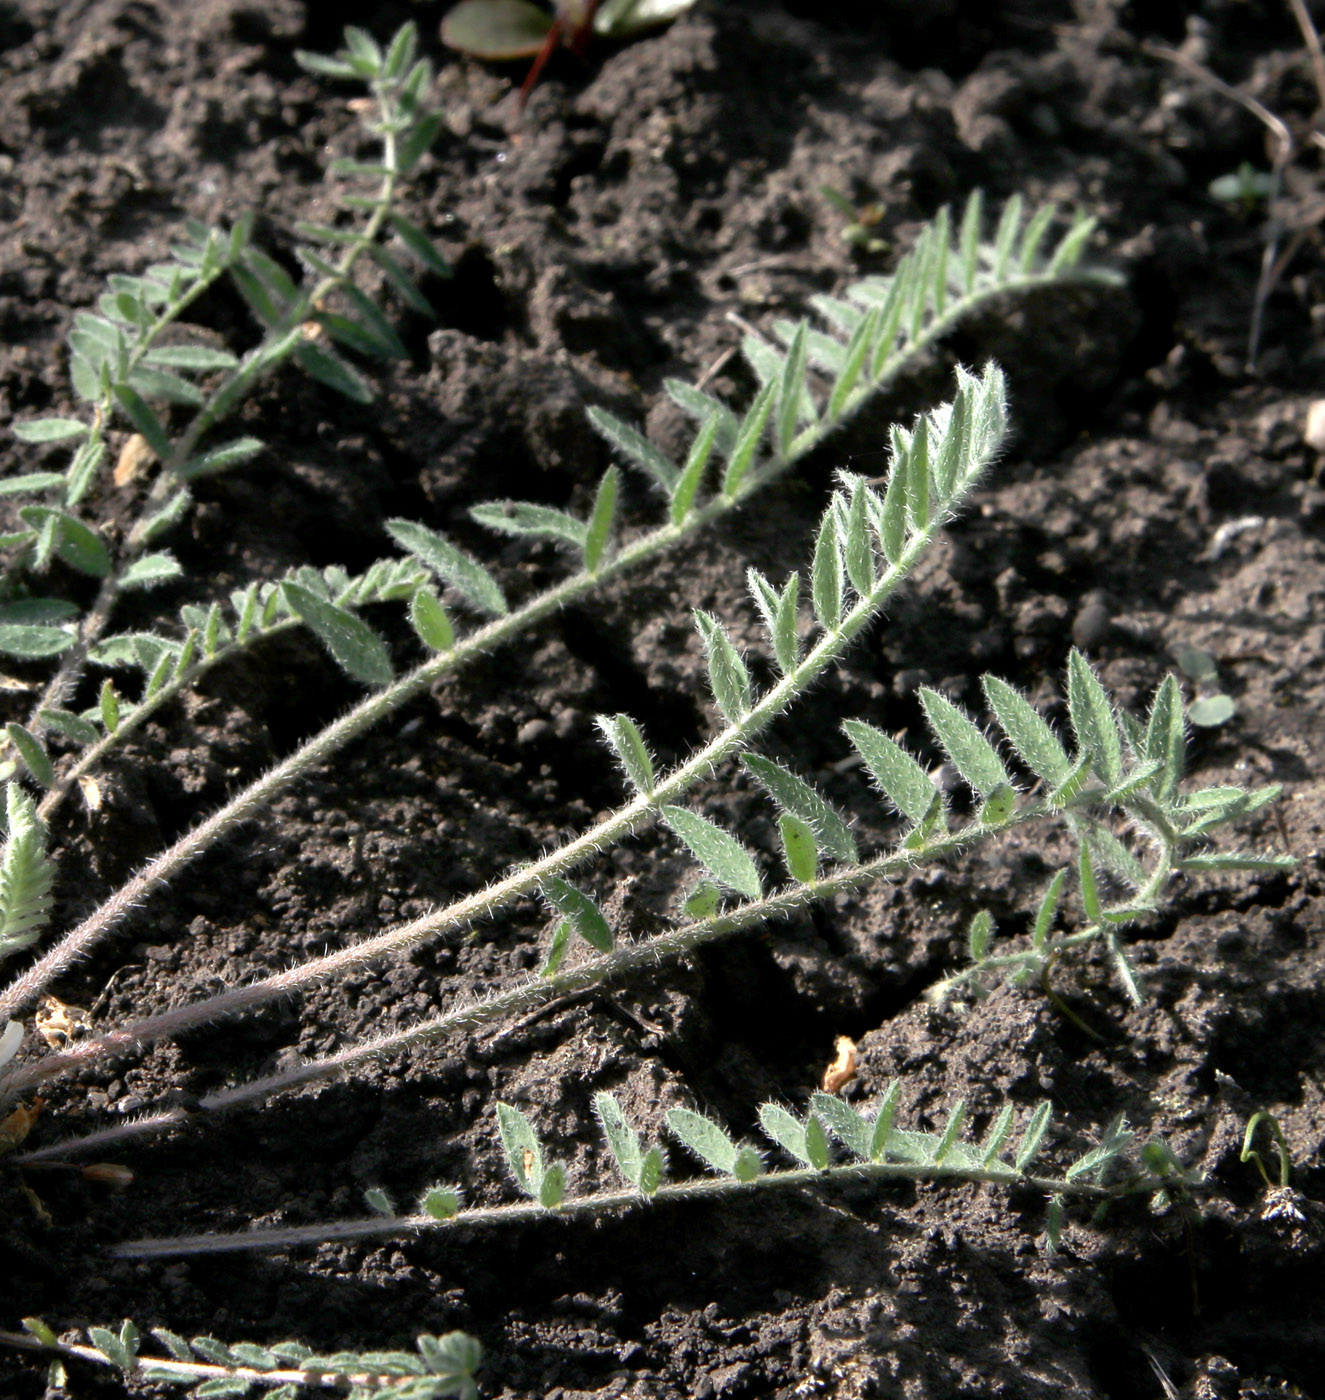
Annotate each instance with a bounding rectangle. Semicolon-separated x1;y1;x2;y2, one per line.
5;724;54;788
665;378;738;456
120;552;183;591
747;569;800;675
842;719;938;827
810;506;843;629
583;468;619;573
740;753;857;863
759;1103;829;1169
722;382;775;496
281;583;394;687
386;518;508;616
666;1107;740;1175
18;507;110;577
470;500;587;548
496;1102;544;1198
586;406;678;495
1067;649;1123;788
670;412;720;526
11;418;88;444
695;611;752;722
594;1092;650;1190
408;588;454;653
662;806;762;900
982;675;1071;787
920;688;1012;798
595;713;655;796
541;877;613;953
0;624;75;660
778;812;818;884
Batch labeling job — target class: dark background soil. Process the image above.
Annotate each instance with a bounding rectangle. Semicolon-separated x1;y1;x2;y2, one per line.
2;1;1325;1396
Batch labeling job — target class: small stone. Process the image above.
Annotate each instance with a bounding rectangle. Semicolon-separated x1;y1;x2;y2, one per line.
1071;598;1111;651
1306;400;1325;452
516;718;551;746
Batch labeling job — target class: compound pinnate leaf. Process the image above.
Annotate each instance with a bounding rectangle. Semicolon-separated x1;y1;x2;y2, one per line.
662;806;762;901
0;782;54;955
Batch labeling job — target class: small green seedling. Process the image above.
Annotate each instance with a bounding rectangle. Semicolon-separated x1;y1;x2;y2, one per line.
1241;1110;1291;1189
442;0;697;107
1177;647;1236;728
820;185;889;255
1208;161;1276;216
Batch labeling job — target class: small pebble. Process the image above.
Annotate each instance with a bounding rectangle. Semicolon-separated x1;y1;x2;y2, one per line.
1071;598;1111;651
1305;399;1325;452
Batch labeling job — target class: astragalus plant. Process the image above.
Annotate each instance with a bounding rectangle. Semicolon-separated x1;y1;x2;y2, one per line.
0;23;1290;1394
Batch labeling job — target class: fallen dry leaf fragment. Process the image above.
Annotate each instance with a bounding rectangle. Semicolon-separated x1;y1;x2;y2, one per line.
81;1162;135;1188
821;1035;857;1095
0;1097;44;1155
114;432;156;487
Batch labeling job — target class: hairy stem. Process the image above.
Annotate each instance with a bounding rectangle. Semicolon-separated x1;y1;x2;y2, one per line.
108;1152;1133;1260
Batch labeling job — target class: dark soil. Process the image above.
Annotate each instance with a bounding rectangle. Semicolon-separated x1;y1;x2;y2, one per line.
3;1;1325;1397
